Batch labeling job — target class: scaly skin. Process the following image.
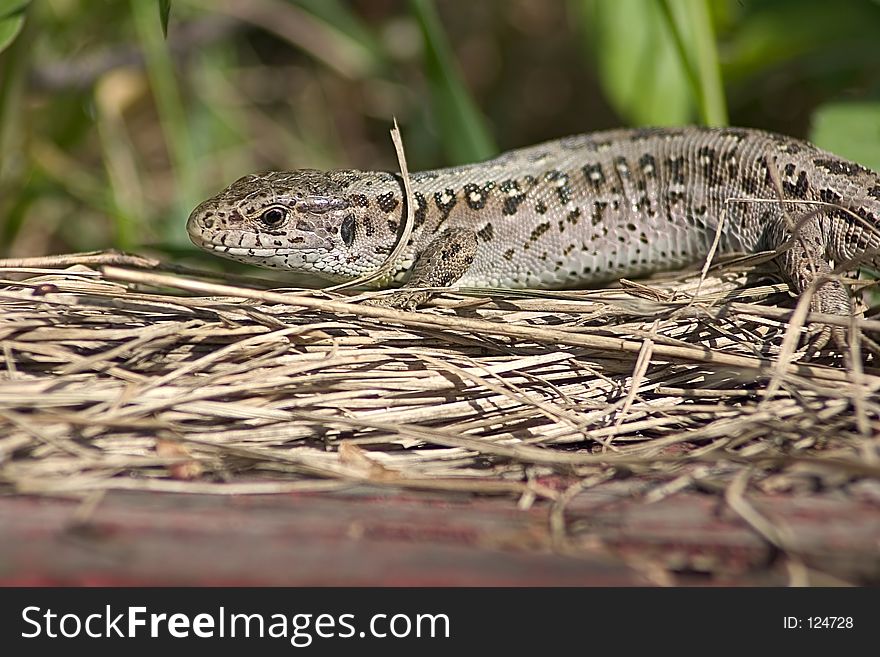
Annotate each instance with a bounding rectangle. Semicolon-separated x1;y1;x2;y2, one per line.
187;127;880;314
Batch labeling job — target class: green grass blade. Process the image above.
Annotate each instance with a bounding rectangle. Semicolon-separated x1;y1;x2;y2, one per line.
0;4;28;251
0;0;30;20
0;0;28;54
408;0;495;163
661;0;728;126
131;0;199;245
295;0;387;72
158;0;171;38
574;0;694;126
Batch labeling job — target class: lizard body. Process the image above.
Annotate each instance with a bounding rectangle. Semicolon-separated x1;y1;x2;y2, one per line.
187;127;880;314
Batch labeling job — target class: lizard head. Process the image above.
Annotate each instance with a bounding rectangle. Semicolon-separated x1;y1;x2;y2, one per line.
187;169;403;281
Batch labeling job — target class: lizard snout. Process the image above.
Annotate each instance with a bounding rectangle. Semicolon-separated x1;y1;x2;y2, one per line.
186;200;245;246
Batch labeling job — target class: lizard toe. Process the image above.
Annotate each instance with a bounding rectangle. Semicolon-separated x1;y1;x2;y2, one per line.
800;280;852;357
361;291;426;312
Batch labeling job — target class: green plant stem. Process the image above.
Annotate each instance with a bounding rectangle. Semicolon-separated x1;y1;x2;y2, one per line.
0;4;30;248
660;0;728;126
131;0;199;244
408;0;495;163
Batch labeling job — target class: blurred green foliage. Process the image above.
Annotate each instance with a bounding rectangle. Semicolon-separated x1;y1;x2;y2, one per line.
0;0;878;267
0;1;29;53
811;101;880;172
577;0;696;126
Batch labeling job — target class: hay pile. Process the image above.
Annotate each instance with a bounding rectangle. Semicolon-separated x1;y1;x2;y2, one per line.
1;251;878;512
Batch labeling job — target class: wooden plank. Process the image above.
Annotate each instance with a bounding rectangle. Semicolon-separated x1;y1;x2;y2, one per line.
1;483;876;585
0;490;644;586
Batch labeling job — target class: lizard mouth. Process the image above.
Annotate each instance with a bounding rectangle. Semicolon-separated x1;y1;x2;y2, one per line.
201;244;301;258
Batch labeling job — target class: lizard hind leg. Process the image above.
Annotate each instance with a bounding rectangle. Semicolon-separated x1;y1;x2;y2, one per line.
770;212;852;354
362;227;478;311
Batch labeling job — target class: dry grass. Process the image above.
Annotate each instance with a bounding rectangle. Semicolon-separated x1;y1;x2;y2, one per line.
1;251;878;514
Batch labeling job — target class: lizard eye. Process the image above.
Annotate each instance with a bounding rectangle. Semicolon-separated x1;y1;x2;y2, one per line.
340;214;355;246
260;207;286;226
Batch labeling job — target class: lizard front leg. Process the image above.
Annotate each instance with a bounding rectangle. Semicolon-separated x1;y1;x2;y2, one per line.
363;227;478;311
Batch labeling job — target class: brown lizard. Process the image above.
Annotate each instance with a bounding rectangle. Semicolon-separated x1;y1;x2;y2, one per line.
187;127;880;324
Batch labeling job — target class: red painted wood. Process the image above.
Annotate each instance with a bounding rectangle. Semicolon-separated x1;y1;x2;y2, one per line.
1;484;876;585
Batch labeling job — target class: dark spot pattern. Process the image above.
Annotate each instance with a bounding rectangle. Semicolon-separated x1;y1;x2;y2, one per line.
722;150;738;178
757;157;773;185
544;170;572;204
499;179;527;216
697;146;721;187
813;158;867;177
667;156;686;185
377;192;399;213
666;190;685;205
535;200;548;215
442;242;461;258
868;186;880;201
502;248;515;261
628;128;665;141
855;207;877;224
782;170;809;199
527;222;550;246
591;201;607;226
434;188;458;219
463;183;490;210
476;223;495;242
820;188;842;204
635;195;652;213
639;154;657;178
716;128;748;142
819;188;848;221
582;163;605;190
413;192;428;228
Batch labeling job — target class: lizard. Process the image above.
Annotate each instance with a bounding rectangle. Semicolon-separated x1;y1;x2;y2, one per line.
187;127;880;328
